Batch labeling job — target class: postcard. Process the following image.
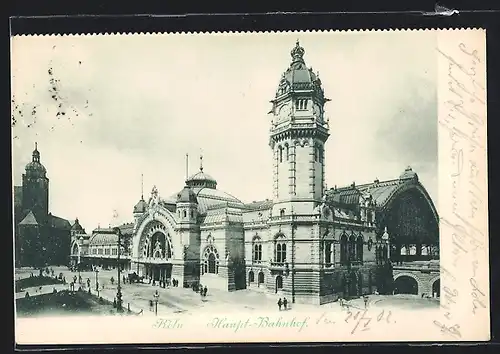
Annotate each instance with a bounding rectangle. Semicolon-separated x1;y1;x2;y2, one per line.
11;29;489;345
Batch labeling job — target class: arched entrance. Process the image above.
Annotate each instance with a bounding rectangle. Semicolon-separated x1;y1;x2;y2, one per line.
394;275;418;295
248;270;254;283
258;271;264;287
432;279;440;298
138;221;174;285
275;275;283;293
208;253;216;273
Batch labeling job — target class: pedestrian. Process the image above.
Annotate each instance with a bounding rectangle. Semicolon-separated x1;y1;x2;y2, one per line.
363;295;368;309
277;298;283;311
87;278;91;288
203;286;208;297
25;291;30;298
283;297;288;310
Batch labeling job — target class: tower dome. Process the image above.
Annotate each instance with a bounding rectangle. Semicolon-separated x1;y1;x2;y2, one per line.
399;166;418;181
275;40;325;98
185;154;217;189
25;142;47;178
71;218;84;232
177;185;198;204
133;198;148;213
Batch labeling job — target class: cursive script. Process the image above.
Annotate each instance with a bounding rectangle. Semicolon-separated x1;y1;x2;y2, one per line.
435;35;487;339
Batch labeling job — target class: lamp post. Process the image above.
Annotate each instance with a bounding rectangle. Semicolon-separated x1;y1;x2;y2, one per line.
113;227;123;312
78;236;83;283
95;268;100;297
153;290;159;316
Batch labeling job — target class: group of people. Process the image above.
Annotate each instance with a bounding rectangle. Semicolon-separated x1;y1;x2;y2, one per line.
277;297;289;311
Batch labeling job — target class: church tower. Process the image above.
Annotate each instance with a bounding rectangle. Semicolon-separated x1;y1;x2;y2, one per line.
269;41;330;215
22;143;49;219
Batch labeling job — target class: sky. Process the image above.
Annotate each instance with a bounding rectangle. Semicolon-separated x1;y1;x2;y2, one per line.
11;31;438;231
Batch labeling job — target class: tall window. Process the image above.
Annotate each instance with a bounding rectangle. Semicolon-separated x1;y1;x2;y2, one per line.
278;146;283;163
349;235;357;261
285;144;289;161
253;239;262;263
340;234;348;264
274;234;287;263
203;245;220;274
356;235;364;262
324;241;334;266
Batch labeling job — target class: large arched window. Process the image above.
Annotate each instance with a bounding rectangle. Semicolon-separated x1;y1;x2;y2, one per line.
203;245;220;275
356;235;364;262
340;233;348;264
72;243;79;256
274;234;287;264
252;235;262;263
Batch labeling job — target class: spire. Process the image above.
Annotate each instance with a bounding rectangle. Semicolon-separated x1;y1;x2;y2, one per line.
32;142;40;162
141;173;144;200
200;150;204;172
185;153;189;181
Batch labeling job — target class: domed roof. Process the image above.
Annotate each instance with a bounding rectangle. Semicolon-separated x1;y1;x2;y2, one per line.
186;156;217;189
133;198;148;213
177;185;198;204
399;166;419;181
25;143;47;178
275;41;325;98
186;171;217;189
71;218;84;231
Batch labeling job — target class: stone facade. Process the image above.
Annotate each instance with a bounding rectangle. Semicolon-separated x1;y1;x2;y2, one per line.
71;41;440;304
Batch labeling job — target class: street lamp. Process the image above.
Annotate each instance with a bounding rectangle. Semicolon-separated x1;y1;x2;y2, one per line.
153;290;159;316
113;227;123;312
95;268;100;297
78;236;83;283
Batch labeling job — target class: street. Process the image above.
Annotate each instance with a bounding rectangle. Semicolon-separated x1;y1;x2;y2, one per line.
15;266;439;317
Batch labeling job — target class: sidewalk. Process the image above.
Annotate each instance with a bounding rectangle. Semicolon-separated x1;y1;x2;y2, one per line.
15;283;68;300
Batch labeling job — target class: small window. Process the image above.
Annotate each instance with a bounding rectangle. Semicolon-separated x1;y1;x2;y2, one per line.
183;210;187;218
296;99;308;110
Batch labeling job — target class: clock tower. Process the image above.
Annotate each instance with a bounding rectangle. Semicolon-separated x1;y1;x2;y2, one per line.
269;41;330;215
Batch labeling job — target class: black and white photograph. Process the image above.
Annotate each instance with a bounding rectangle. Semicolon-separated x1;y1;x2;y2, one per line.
11;30;489;344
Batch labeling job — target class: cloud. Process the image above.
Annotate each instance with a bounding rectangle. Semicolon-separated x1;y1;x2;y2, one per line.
11;32;438;229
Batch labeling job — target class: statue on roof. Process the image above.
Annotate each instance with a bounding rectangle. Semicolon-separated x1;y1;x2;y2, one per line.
149;185;160;209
